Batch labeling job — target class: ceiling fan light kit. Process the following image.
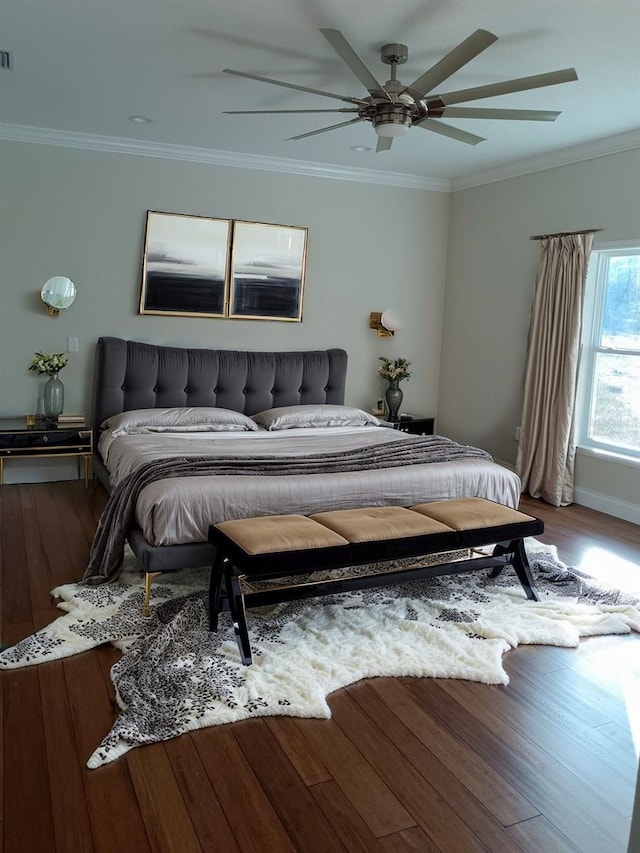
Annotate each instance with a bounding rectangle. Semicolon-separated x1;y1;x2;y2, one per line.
223;27;577;152
374;109;411;137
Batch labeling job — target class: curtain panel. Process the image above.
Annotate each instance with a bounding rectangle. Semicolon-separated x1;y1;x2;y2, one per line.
516;233;594;506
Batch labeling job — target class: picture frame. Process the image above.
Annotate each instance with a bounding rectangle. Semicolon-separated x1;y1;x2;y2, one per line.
139;211;231;317
229;221;307;322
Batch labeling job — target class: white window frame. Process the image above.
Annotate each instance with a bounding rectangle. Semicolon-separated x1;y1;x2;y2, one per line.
577;241;640;462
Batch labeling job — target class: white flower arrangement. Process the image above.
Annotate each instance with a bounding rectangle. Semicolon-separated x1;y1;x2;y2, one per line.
378;356;411;384
29;351;69;376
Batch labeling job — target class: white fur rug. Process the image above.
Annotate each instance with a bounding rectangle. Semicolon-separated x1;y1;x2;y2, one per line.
0;542;638;769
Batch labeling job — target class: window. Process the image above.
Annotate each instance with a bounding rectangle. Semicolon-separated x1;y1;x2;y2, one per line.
578;244;640;459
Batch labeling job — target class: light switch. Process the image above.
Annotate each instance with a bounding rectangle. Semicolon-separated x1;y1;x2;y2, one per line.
67;336;79;353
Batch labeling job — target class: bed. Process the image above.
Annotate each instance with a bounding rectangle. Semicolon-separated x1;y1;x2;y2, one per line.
89;336;521;582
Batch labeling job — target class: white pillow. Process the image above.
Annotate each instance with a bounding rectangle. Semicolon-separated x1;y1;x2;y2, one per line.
251;404;381;431
102;407;259;436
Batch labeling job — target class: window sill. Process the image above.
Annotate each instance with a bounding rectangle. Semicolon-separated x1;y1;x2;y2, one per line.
576;445;640;470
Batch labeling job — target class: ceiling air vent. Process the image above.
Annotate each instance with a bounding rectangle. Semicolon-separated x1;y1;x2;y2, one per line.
0;51;12;70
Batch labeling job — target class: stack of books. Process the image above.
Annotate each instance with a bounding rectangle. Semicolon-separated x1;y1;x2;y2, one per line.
56;414;86;425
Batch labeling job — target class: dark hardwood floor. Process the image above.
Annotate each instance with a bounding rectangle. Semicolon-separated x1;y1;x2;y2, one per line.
1;483;638;852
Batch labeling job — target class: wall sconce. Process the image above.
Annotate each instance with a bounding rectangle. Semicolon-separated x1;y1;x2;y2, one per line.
41;276;76;317
369;309;402;337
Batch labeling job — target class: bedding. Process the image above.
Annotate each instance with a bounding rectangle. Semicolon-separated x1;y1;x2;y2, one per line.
90;338;522;579
97;425;517;524
87;423;518;583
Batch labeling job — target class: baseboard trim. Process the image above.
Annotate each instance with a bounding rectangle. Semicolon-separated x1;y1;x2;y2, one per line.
2;459;78;485
573;487;640;525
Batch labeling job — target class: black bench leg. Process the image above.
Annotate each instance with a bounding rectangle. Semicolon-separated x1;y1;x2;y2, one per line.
511;538;540;601
224;563;253;666
488;542;509;578
208;551;227;632
488;540;539;601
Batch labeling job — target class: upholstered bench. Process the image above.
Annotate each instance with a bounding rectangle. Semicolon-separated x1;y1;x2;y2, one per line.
207;497;544;664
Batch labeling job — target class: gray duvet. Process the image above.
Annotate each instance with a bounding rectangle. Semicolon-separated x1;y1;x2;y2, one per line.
97;426;520;549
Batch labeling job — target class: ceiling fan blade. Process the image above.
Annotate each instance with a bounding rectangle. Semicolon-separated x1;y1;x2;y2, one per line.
223;109;359;114
413;118;485;145
402;29;497;99
433;68;578;105
320;29;391;100
286;117;365;141
376;136;393;152
438;107;561;121
223;69;364;105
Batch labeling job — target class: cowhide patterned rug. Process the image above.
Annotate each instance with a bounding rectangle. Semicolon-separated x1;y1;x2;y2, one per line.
0;541;638;768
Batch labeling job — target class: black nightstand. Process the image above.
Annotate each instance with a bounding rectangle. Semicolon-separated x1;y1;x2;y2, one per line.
381;417;435;436
0;418;93;486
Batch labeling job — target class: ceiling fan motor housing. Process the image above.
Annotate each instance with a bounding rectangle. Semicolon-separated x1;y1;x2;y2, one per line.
373;106;412;136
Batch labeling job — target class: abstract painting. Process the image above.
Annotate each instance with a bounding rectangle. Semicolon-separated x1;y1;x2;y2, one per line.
229;221;307;321
139;211;231;317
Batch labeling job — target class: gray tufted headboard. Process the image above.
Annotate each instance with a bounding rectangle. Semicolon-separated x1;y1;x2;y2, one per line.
94;337;348;428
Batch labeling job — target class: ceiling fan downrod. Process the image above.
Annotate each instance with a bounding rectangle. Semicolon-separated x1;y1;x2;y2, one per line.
374;43;424;136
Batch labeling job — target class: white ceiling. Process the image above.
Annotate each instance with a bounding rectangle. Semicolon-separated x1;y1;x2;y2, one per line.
3;0;640;187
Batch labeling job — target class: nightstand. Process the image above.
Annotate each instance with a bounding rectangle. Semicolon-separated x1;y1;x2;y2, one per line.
381;416;435;436
0;418;93;486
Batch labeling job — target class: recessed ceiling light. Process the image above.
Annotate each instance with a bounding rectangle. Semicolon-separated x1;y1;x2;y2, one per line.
128;115;153;124
351;145;371;152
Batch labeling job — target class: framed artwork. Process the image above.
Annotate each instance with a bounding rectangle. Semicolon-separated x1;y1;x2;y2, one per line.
139;211;231;317
229;221;307;322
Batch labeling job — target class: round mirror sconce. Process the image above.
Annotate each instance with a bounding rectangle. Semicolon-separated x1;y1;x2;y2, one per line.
41;276;76;317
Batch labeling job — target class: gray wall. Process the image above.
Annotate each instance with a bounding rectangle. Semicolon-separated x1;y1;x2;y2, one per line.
3;137;639;520
439;148;640;522
0;140;450;482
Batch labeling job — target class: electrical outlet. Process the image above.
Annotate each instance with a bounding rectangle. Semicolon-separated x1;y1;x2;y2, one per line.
67;336;78;353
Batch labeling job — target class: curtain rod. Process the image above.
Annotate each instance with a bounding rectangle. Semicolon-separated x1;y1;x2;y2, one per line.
530;228;603;241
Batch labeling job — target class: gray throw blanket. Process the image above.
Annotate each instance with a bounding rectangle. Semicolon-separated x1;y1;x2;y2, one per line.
83;435;491;584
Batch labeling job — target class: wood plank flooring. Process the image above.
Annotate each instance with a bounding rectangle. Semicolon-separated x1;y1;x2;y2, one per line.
1;483;638;852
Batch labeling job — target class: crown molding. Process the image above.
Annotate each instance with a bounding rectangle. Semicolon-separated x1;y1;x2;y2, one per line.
450;129;640;191
3;121;638;195
0;122;450;192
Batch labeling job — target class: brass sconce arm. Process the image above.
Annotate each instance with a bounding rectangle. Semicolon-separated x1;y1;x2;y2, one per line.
369;310;402;337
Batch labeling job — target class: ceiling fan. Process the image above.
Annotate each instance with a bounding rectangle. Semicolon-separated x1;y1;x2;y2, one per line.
223;28;578;152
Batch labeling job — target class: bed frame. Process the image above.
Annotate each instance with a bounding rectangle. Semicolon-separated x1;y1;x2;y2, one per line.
93;337;349;573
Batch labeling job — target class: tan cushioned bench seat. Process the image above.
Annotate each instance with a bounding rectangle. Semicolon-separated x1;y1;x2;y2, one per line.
212;498;543;580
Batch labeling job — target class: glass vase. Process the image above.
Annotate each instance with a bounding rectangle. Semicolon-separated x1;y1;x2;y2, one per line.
43;372;64;420
385;383;403;422
35;388;46;423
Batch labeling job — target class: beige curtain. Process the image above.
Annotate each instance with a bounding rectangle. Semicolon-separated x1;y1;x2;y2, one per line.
516;233;594;506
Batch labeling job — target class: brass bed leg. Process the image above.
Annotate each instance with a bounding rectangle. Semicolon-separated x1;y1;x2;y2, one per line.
143;571;162;616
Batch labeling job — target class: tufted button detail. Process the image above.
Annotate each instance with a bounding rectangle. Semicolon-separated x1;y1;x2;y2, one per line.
242;388;247;395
